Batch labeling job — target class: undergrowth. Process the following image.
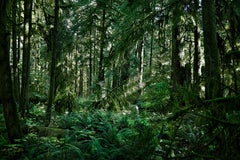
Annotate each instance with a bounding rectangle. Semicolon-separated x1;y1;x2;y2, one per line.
3;110;158;160
1;84;240;160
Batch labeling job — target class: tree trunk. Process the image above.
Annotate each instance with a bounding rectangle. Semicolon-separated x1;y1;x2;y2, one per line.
20;0;33;117
89;35;93;95
12;0;20;104
0;0;23;143
193;0;200;92
149;27;154;74
193;26;200;86
120;53;130;84
202;0;221;99
88;22;93;95
229;10;238;95
137;38;144;95
112;63;119;89
74;58;78;94
171;4;182;89
79;62;84;96
46;0;59;126
97;8;106;99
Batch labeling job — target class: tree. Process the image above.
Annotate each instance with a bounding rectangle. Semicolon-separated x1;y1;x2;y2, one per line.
0;0;23;143
202;0;221;99
193;0;200;91
46;0;59;126
137;38;145;95
171;2;182;89
12;0;20;105
229;0;239;95
20;0;33;117
97;1;107;99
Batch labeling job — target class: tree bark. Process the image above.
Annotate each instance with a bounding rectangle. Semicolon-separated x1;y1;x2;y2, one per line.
89;34;93;95
137;39;144;95
202;0;221;99
229;9;238;95
193;0;200;92
46;0;59;126
97;7;106;99
12;0;20;104
79;61;84;96
171;4;182;89
0;0;23;143
149;26;154;74
20;0;33;117
120;53;130;84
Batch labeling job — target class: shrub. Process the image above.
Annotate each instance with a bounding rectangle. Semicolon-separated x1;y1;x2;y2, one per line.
138;81;170;113
54;86;77;113
20;110;158;160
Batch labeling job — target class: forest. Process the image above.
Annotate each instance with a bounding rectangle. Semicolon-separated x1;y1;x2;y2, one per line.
0;0;240;159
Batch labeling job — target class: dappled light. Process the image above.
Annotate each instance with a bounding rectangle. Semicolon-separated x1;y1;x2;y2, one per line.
1;0;240;159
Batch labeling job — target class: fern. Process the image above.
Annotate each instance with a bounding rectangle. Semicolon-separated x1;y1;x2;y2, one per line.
139;81;170;113
22;110;158;160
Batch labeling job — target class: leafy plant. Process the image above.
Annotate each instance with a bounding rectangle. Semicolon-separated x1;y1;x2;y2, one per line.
139;81;170;113
18;110;158;160
54;86;78;113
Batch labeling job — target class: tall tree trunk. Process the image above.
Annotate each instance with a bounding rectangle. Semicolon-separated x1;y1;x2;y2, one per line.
149;27;154;74
17;0;22;98
17;19;21;101
97;8;106;99
74;58;78;94
79;57;84;96
137;38;144;95
20;0;33;117
46;0;59;126
193;0;200;92
202;0;221;99
149;1;155;75
89;28;93;95
12;0;20;104
229;10;238;95
120;53;130;84
0;0;23;143
193;26;200;87
171;4;181;89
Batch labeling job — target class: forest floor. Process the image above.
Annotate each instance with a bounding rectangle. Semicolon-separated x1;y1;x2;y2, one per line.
1;95;240;160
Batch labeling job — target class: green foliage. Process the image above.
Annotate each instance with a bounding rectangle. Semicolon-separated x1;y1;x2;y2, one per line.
2;93;240;160
16;110;158;160
54;86;78;113
157;94;240;159
0;107;6;134
171;86;201;109
2;0;240;160
139;81;170;112
233;0;240;16
89;85;130;111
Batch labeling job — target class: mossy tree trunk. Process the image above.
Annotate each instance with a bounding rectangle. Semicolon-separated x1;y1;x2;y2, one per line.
137;38;144;95
0;0;23;143
202;0;221;99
